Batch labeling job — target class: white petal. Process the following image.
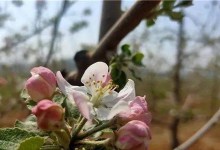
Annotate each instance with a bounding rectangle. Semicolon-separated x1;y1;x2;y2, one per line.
102;91;118;107
68;90;92;120
81;62;108;84
117;79;136;102
96;107;111;120
56;71;72;95
56;71;87;95
107;100;130;120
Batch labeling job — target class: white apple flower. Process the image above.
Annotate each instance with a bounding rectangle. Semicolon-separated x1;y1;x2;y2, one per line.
56;62;135;121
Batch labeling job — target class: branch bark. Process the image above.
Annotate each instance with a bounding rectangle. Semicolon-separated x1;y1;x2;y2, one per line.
91;0;161;62
174;108;220;150
98;0;122;42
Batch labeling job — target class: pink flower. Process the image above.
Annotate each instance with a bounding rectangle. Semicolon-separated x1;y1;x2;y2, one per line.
118;96;151;126
25;66;56;102
32;99;64;131
116;120;151;150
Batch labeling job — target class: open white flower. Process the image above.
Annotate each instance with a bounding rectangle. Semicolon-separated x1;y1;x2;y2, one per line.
56;62;135;121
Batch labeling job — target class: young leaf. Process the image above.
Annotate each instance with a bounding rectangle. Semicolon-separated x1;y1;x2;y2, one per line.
121;44;131;56
52;93;66;105
168;11;184;21
162;0;175;10
18;136;44;150
132;52;144;66
14;115;47;136
0;128;40;150
174;0;193;8
146;19;155;27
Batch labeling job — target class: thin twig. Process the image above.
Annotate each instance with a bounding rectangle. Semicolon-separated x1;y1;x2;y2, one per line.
174;108;220;150
74;138;111;146
44;0;74;66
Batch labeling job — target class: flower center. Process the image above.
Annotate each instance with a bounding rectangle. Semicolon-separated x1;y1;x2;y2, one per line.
85;75;117;108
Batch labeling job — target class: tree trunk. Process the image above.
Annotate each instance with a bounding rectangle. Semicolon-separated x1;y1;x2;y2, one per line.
170;17;185;149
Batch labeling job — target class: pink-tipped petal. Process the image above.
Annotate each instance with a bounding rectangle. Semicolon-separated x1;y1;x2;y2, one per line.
81;62;108;84
68;90;91;120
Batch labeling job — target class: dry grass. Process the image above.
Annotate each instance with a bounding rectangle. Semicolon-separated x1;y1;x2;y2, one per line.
149;119;220;150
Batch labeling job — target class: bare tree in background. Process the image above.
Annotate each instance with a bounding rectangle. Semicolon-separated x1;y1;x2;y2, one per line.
170;14;185;149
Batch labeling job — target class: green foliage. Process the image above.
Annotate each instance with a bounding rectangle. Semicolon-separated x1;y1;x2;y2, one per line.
18;137;44;150
145;0;193;27
0;128;44;150
131;52;144;66
110;44;144;89
14;115;47;136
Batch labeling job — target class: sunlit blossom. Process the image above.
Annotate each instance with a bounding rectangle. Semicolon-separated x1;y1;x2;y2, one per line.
56;62;135;121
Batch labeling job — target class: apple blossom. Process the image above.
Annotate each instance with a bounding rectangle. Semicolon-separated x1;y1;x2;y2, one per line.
118;96;152;126
25;66;56;102
32;99;64;131
56;62;136;121
115;120;151;150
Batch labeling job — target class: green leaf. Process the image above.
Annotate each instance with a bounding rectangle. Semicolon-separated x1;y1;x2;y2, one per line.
14;115;47;136
62;98;79;119
26;100;37;110
20;89;29;100
168;11;184;21
131;52;144;66
121;44;131;56
174;0;193;8
114;71;127;90
18;136;44;150
110;67;122;81
52;93;66;105
146;19;155;27
0;128;40;150
163;0;175;10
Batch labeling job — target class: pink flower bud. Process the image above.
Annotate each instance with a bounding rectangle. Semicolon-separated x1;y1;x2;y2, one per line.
116;120;151;150
118;96;151;126
32;99;64;131
25;66;56;102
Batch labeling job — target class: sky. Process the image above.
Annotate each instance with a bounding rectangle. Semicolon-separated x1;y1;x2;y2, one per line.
0;0;219;70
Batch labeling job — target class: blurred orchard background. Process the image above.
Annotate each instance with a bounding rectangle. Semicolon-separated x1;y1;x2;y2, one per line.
0;0;220;150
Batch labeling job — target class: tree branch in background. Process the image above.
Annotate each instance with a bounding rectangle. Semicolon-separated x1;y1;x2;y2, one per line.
174;108;220;150
44;0;74;67
98;0;122;42
91;0;161;62
0;23;51;53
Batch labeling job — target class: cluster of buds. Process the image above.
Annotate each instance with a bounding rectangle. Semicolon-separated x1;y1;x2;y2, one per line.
25;66;64;131
23;62;152;150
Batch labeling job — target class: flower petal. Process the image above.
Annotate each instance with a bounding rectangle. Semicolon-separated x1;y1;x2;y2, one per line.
67;90;91;120
81;62;108;84
95;107;111;120
102;91;118;107
107;100;130;120
56;71;87;95
117;79;136;102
